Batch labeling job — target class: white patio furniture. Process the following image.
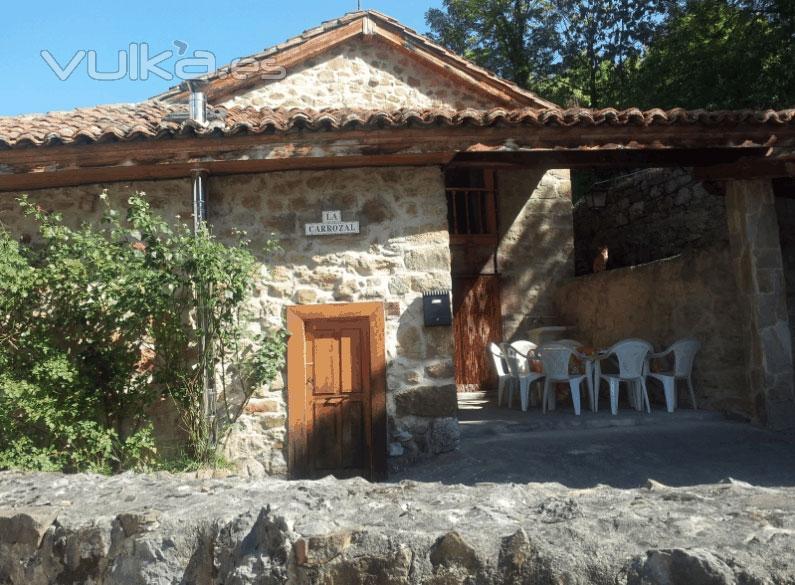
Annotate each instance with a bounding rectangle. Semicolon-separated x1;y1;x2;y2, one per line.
537;343;590;415
489;342;515;407
505;342;544;412
646;338;701;412
527;326;570;345
594;339;654;415
555;340;597;412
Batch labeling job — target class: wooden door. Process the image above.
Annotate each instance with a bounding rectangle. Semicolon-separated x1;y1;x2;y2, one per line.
305;318;370;478
453;276;503;393
287;303;387;480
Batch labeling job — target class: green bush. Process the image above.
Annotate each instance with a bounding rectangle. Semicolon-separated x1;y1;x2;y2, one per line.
0;191;286;473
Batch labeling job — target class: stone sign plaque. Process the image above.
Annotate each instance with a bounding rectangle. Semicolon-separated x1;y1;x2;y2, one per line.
305;210;360;236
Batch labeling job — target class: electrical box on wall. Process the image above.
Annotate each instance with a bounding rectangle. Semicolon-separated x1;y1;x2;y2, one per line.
423;290;452;327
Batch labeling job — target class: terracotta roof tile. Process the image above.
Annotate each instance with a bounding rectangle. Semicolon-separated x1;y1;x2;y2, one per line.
1;102;793;149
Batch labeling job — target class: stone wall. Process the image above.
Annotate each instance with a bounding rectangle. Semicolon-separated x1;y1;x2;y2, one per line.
0;166;459;477
222;37;497;111
726;181;795;430
497;168;574;338
3;471;794;585
777;196;795;400
574;168;728;274
554;245;751;418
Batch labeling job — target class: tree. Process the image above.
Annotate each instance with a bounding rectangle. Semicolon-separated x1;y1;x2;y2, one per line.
426;0;560;92
629;0;795;109
554;0;670;107
426;0;669;108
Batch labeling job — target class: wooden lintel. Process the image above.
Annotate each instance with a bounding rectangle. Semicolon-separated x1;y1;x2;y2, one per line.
2;124;791;172
694;159;795;181
1;122;794;192
0;152;454;193
451;147;772;169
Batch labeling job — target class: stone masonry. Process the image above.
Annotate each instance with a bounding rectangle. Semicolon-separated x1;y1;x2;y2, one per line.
777;195;795;401
497;168;574;338
726;180;795;430
573;167;728;275
0;166;459;476
2;471;794;584
222;38;496;111
555;245;750;417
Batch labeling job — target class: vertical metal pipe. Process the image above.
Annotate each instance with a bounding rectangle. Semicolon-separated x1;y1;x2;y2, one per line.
192;171;207;233
192;169;216;445
189;91;207;125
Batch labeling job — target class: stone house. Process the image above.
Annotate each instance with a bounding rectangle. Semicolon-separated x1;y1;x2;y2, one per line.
0;10;793;479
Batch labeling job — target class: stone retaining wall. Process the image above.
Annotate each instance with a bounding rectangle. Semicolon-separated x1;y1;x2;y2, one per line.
0;166;459;477
573;167;728;274
554;245;751;418
1;471;792;584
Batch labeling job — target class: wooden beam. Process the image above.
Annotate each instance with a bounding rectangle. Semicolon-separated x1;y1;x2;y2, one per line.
370;26;517;107
0;152;454;193
2;123;791;172
167;20;365;103
451;147;771;169
694;158;795;180
1;121;793;192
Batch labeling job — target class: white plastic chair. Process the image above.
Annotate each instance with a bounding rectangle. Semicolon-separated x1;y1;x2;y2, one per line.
537;343;589;415
505;343;544;412
555;340;596;412
595;339;654;415
647;338;701;412
489;343;515;407
509;341;538;374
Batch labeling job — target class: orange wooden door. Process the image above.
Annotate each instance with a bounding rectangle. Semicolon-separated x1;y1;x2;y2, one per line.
303;318;371;478
453;276;503;392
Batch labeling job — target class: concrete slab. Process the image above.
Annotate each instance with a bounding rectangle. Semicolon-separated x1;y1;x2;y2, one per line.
392;394;795;488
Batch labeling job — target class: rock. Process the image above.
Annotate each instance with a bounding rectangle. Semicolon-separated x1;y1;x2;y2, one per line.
424;360;455;379
430;531;481;573
395;324;423;360
424;327;454;359
293;288;318;304
0;507;59;548
404;248;450;271
498;529;554;584
333;279;358;302
244;397;281;413
0;472;791;584
628;548;736;585
428;417;461;453
295;532;353;566
394;385;458;418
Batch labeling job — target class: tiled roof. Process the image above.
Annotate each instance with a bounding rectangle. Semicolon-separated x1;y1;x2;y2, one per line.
153;10;557;109
1;103;793;149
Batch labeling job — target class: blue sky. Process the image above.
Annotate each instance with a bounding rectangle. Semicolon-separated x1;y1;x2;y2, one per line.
0;0;442;116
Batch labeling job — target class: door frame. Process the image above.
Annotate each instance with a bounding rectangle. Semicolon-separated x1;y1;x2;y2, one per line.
286;302;387;480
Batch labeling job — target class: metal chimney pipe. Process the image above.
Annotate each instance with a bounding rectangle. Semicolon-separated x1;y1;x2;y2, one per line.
189;91;207;125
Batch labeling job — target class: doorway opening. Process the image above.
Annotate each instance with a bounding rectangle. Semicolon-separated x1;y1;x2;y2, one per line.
286;302;387;480
446;168;503;393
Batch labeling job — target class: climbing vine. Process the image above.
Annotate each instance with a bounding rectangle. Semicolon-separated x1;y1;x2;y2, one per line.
0;191;286;472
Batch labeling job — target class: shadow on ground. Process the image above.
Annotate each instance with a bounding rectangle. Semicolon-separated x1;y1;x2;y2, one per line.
391;394;795;489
